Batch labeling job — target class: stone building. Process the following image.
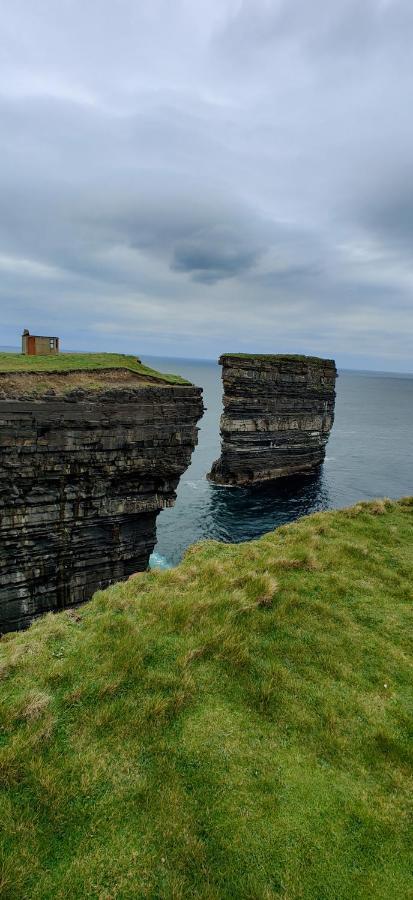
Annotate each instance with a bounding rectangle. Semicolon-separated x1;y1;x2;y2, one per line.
22;329;60;355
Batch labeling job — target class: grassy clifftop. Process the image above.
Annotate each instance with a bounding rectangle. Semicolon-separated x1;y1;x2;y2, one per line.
1;499;412;898
0;352;189;385
220;353;335;367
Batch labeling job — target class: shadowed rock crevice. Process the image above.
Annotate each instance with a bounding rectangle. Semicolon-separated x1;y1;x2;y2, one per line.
208;354;336;487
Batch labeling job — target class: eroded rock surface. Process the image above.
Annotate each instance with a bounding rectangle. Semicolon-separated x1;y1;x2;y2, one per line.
0;381;203;631
208;354;336;487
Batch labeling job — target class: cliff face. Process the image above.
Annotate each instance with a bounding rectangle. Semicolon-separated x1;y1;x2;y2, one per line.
208;354;337;486
0;379;203;632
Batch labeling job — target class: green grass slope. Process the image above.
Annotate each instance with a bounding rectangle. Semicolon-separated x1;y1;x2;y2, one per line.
0;352;189;384
1;499;412;899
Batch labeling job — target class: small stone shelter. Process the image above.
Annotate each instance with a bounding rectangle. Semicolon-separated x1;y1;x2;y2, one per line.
22;329;60;356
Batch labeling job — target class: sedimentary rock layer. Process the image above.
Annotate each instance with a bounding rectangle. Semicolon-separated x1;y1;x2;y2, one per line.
208;354;337;487
0;382;203;632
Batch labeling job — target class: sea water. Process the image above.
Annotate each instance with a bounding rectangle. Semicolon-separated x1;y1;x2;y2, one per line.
143;357;413;568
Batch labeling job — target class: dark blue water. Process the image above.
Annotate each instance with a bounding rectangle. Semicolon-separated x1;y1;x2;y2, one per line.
142;358;413;567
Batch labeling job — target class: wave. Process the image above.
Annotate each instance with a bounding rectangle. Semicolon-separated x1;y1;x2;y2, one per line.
149;551;173;570
184;479;207;490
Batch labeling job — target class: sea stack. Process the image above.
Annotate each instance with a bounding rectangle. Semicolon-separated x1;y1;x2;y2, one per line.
208;354;337;487
0;368;203;632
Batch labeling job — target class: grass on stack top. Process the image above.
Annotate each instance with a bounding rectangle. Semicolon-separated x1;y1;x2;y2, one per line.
1;498;412;899
0;352;189;384
221;353;335;366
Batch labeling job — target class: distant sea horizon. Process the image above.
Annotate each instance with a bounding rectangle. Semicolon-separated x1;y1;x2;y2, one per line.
1;346;412;378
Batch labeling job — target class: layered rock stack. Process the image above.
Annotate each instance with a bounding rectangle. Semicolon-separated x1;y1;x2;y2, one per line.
208;354;337;487
0;378;203;631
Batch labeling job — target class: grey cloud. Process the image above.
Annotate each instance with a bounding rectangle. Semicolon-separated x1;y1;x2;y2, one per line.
0;1;412;370
171;229;262;283
215;0;413;61
0;93;271;287
355;173;413;249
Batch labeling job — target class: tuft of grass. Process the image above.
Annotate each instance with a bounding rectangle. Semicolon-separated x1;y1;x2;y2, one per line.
0;498;412;898
0;352;190;384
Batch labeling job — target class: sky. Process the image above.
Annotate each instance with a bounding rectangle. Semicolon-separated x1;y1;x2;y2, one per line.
1;0;413;371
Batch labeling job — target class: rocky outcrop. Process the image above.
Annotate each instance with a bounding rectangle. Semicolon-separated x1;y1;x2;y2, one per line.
0;379;203;632
208;354;337;487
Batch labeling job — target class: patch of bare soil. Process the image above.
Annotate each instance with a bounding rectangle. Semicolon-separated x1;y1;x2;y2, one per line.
0;368;168;398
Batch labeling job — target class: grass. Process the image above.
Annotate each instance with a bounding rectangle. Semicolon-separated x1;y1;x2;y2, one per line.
221;353;335;366
0;498;412;899
0;353;190;385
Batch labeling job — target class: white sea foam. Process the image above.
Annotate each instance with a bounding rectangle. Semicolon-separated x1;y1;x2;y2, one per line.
184;480;208;491
149;551;172;570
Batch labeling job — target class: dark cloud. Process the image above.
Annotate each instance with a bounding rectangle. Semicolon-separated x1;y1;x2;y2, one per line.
172;230;262;283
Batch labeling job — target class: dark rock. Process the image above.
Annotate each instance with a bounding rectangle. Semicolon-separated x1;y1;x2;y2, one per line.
0;384;203;632
208;354;337;487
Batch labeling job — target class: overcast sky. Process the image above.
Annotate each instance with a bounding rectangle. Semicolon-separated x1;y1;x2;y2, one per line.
1;0;413;370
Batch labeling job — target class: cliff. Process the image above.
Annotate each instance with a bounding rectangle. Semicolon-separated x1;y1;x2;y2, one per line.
0;362;203;632
208;353;337;486
1;498;412;898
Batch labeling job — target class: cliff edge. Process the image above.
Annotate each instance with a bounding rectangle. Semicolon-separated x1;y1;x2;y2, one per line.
0;354;203;631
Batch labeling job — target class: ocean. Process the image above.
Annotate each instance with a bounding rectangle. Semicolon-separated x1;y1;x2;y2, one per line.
143;357;413;568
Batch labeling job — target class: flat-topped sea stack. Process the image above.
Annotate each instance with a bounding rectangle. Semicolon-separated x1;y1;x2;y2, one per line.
0;353;203;632
208;353;337;487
